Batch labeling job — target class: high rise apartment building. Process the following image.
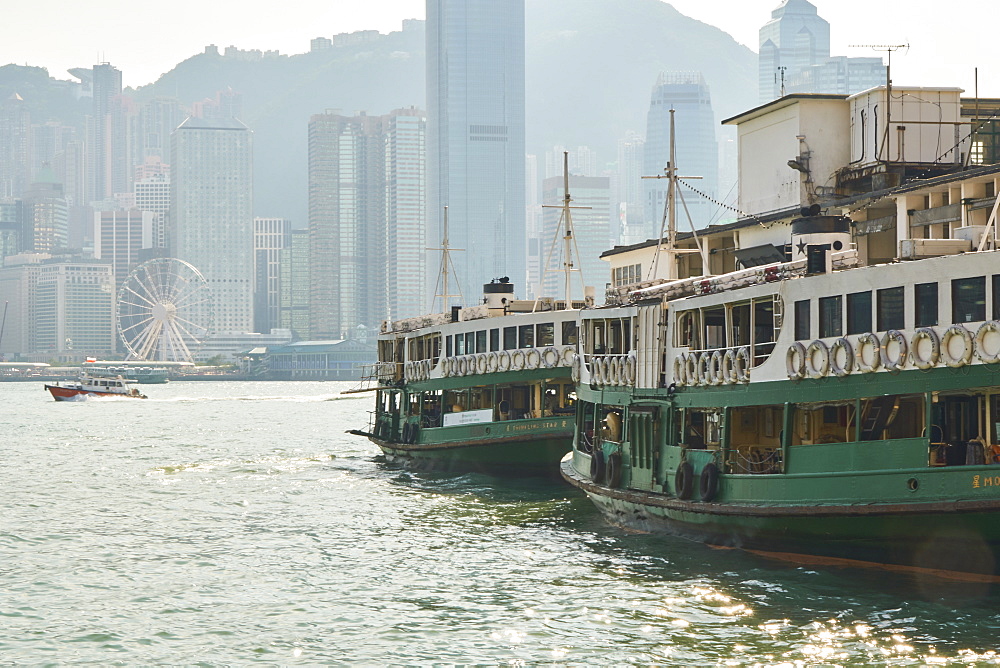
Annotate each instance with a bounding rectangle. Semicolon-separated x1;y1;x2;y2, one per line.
308;108;426;339
643;72;719;237
279;228;310;339
253;217;291;334
759;0;884;102
170;116;254;334
427;0;526;303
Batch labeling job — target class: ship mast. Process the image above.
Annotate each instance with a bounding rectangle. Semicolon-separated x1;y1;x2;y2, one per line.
540;151;589;309
428;206;464;312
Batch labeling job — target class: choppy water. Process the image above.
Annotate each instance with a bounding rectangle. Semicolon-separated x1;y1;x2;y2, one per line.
2;380;1000;665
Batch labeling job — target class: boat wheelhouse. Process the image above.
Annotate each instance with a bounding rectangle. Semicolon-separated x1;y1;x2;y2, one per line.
562;86;1000;577
355;279;587;475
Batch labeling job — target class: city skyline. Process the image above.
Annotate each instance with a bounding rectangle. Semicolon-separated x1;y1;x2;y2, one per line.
1;0;996;96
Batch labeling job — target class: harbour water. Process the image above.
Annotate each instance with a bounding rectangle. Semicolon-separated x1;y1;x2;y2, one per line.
3;380;1000;665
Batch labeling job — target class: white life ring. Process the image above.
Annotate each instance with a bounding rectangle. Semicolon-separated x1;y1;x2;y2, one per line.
561;345;576;366
698;352;713;385
722;349;738;383
709;350;724;385
440;358;450;377
498;350;512;372
525;348;542;370
806;340;830;378
735;347;751;383
786;342;807;380
880;330;908;371
610;356;623;386
542;346;560;368
419;360;428;380
976;321;1000;363
941;324;973;368
624;352;636;385
486;351;499;373
601;357;614;385
910;327;941;369
855;332;881;373
476;353;488;375
674;354;687;385
686;353;699;386
511;349;527;371
456;356;468;376
829;338;854;377
570;354;581;382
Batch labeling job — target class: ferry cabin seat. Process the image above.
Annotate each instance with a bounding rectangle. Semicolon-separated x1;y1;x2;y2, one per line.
498;400;511;420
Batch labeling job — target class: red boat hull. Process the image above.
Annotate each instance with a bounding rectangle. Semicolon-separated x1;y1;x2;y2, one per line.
44;384;145;401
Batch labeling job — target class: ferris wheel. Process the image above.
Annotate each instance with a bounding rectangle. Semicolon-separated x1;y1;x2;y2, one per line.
116;258;214;362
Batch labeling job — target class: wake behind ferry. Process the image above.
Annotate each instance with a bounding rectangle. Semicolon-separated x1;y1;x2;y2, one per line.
561;85;1000;577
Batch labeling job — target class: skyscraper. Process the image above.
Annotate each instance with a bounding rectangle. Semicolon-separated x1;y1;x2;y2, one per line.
427;0;526;303
758;0;884;102
0;92;29;200
22;170;68;253
279;228;310;339
643;72;719;239
616;132;645;246
253;217;291;334
88;63;123;203
170;116;254;334
309;108;426;338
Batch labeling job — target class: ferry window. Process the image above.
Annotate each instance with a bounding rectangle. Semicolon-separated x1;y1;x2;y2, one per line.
915;282;938;327
993;276;1000;320
455;334;465;355
609;319;623;353
562;320;578;346
730;303;751;346
794;300;810;341
476;330;487;353
876;287;904;331
489;329;500;352
818;296;842;338
703;307;726;349
503;326;517;350
465;332;475;354
537;323;555;347
846;291;872;335
676;311;700;349
592;320;607;354
519;324;534;348
753;299;776;363
952;277;986;323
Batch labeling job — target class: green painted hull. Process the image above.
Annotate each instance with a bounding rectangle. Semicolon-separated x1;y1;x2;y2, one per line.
371;416;574;476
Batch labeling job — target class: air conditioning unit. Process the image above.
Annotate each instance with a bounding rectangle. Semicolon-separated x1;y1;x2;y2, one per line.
900;238;971;260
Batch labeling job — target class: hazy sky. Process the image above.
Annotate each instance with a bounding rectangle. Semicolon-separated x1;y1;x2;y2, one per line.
0;0;993;95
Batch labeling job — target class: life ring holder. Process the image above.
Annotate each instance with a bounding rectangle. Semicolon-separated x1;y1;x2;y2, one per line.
910;327;941;369
806;340;830;378
829;338;854;377
855;332;881;373
486;351;499;373
497;350;512;372
786;342;807;380
941;324;974;368
880;330;908;371
541;346;560;368
511;349;527;371
721;349;738;384
525;348;542;370
734;347;751;383
975;321;1000;364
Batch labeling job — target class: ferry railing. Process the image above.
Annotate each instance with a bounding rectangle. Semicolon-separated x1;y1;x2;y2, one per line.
727;446;783;475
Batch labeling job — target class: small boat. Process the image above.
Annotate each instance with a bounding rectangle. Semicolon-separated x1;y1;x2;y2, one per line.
45;372;148;401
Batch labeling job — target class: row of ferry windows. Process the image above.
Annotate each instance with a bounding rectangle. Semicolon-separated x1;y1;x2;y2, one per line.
794;276;1000;340
446;321;578;356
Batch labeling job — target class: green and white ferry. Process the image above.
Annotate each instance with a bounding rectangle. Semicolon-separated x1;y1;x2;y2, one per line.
356;279;584;475
562;86;1000;578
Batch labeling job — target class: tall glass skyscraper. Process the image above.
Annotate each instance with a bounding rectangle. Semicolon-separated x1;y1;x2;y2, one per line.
643;72;719;239
427;0;526;305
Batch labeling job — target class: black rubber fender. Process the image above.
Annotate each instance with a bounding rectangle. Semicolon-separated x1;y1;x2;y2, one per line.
606;452;623;488
675;461;694;500
590;449;606;484
699;462;720;502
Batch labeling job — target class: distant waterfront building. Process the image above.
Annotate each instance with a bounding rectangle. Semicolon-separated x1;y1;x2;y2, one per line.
92;209;153;293
0;200;23;259
279;228;310;339
308;107;425;339
616;132;645;246
134;172;170;249
0;93;30;200
170;116;254;334
643;72;719;238
427;0;526;304
540;175;611;300
34;259;115;359
22;171;69;253
758;0;884;102
253;217;291;335
0;253;48;356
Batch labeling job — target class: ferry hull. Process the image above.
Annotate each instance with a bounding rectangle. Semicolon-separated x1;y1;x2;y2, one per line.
561;456;1000;578
44;384;147;401
368;427;573;476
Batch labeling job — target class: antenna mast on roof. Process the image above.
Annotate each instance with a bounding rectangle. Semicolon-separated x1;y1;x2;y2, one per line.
849;43;909;162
